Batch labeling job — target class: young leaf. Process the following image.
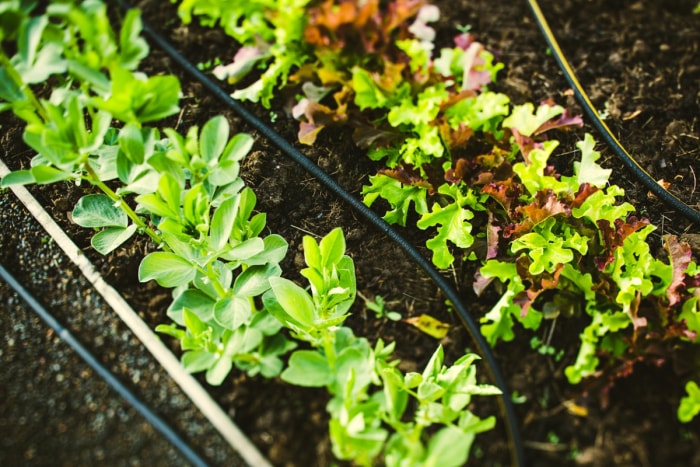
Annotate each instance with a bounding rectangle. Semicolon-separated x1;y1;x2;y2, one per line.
213;296;252;330
222;237;265;263
267;276;316;328
0;169;34;187
511;231;574;275
423;425;474;467
0;66;27;102
16;21;66;83
210;195;239;251
477;260;526;345
135;192;178;219
118;123;145;164
303;231;323;270
444;91;510;133
573;133;612;187
94;68;181;124
72;194;128;228
91;224;138;255
380;367;409;422
30;165;74;184
512;140;569;196
181;350;218;373
362;173;429;227
208;159;241;186
168;289;216;325
157;172;183;218
664;234;692;307
416;184;480;269
243;234;288;266
233;263;281;297
206;356;233;386
571;186;634;224
200;115;229;163
182;307;209;337
351;67;387;110
219;133;255;162
502;102;563;137
281;350;333;387
138;251;196;287
423;345;445;380
319;227;346;269
418;201;475;269
119;8;149;69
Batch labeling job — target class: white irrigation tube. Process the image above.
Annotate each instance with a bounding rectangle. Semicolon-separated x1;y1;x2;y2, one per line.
0;159;272;467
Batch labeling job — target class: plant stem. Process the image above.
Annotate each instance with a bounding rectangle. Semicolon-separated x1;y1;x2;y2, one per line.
0;50;50;123
321;327;337;370
84;162;233;299
82;161;163;245
205;262;228;298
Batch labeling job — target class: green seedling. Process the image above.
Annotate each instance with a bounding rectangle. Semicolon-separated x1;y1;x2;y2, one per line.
362;294;402;322
530;336;564;362
0;2;293;384
264;228;500;466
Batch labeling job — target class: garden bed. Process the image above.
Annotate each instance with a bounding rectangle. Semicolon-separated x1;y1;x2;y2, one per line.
2;0;700;465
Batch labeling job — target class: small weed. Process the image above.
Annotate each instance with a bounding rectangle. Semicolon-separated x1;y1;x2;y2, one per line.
511;391;527;404
196;57;222;71
361;293;402;321
530;336;564;362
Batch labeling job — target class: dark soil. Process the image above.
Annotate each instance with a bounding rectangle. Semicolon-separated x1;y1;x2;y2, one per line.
0;192;241;466
2;0;700;465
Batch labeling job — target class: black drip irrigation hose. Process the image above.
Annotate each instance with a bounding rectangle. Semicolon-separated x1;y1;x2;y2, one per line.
526;0;700;226
118;3;525;466
0;263;209;467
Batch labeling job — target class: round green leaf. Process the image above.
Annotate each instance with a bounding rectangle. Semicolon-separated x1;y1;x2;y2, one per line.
72;194;127;228
91;224;137;255
181;350;217;374
267;276;315;328
206;356;233;386
233;263;280;297
214;296;252;330
200;115;229;163
168;289;216;325
31;165;73;184
281;350;333;387
138;251;195;287
1;169;34;187
118;123;145;164
221;132;254;163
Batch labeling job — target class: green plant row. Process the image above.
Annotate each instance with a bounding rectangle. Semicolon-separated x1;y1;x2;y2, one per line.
267;227;499;466
175;0;700;420
0;1;500;463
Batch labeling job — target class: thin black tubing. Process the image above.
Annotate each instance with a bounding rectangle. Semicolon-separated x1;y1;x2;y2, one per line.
526;0;700;225
0;263;209;467
127;5;525;466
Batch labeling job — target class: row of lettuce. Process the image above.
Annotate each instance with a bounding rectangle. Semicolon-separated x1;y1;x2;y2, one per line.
174;0;700;421
0;1;502;465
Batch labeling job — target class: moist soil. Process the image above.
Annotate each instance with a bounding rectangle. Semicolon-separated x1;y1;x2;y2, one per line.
2;0;700;465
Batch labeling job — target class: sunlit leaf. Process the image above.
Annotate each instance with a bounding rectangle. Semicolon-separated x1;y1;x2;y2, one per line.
138;251;195;287
72;194;127;228
91;224;137;254
281;350;333;387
